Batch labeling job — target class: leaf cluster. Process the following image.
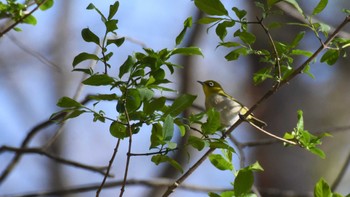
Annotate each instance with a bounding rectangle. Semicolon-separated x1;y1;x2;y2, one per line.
0;0;53;32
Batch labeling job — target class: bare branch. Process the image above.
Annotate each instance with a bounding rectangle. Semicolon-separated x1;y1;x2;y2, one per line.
0;146;112;177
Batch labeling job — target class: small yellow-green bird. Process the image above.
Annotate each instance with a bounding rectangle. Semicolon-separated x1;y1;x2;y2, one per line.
198;80;267;128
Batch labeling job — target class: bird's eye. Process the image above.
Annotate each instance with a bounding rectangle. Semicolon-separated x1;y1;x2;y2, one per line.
208;82;214;87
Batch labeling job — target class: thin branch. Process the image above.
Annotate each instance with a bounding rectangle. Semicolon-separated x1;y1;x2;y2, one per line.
0;0;48;37
129;149;178;156
119;104;133;197
0;96;92;184
161;16;350;196
246;121;296;145
0;146;112;177
96;138;121;196
331;150;350;191
1;178;231;197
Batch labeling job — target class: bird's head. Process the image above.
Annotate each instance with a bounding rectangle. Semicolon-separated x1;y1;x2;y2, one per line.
197;80;224;97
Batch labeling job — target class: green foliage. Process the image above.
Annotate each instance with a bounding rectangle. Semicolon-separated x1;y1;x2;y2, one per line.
0;0;53;32
283;110;331;158
314;178;347;197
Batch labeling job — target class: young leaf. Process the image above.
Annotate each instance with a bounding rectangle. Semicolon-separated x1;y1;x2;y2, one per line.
197;17;222;24
86;3;107;22
216;20;235;41
320;49;339;65
125;89;142;112
208;153;233;171
171;47;203;56
23;15;37;25
137;88;154;101
150;123;163;148
202;108;221;135
72;52;99;67
57;97;82;108
119;55;135;78
175;17;192;46
144;97;166;115
81;28;100;45
232;7;247;20
82;74;115;86
151;155;183;173
105;19;118;32
107;37;125;47
188;135;207;151
234;170;254;196
163;94;197;117
163;115;174;141
312;0;328;15
38;0;54;11
194;0;228;16
314;178;331;197
108;1;119;20
110;121;127;139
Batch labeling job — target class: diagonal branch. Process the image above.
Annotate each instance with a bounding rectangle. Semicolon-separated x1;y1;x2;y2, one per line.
0;146;112;177
161;15;350;196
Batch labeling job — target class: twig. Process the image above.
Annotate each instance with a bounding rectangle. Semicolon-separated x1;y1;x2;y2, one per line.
96;138;121;196
161;16;350;196
1;178;231;197
119;104;133;197
0;0;48;37
246;121;296;145
331;150;350;191
0;96;92;184
0;146;112;177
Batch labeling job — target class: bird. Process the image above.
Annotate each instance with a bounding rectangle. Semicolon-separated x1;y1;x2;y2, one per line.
197;80;267;128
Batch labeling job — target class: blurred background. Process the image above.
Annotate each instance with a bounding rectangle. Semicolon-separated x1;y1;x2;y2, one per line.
0;0;349;196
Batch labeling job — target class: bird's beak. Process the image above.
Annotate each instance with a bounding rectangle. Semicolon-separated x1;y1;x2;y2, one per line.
197;81;204;85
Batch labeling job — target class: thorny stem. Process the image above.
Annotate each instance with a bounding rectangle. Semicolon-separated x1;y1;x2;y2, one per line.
161;15;350;197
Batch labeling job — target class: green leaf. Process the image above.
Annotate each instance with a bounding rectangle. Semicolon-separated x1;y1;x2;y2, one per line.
232;7;247;20
137;88;154;101
22;15;37;25
290;31;305;49
284;0;304;15
175;17;192;46
163;115;174;141
88;94;119;101
82;74;115;86
110;121;127;139
194;0;228;16
150;123;163;148
151;155;183;173
188;135;207;151
309;147;326;159
57;97;82;108
320;49;339;65
105;19;118;32
267;0;284;8
202;108;221;135
302;64;315;79
253;66;273;85
291;49;313;57
235;30;256;45
144;97;166;114
209;140;235;153
247;161;264;171
225;47;249;61
108;1;119;20
72;52;99;67
197;17;223;24
216;20;235;41
296;110;304;131
38;0;54;11
164;94;197;117
171;47;203;56
208;153;233;171
119;55;135;78
81;28;100;45
312;0;328;15
107;37;125;47
234;170;254;196
125;89;141;112
218;41;241;48
86;3;107;22
314;178;332;197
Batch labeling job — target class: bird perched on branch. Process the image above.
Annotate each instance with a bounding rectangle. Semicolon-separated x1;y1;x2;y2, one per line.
198;80;267;128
